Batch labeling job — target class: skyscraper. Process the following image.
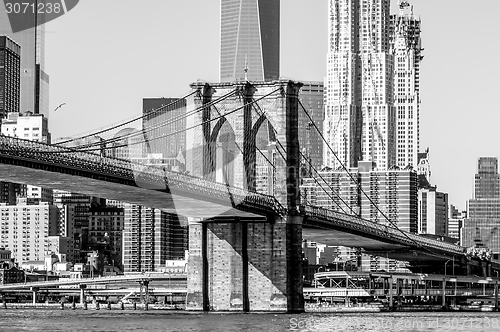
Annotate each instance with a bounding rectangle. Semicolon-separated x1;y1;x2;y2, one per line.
462;157;500;253
324;0;395;171
220;0;280;82
390;5;423;168
0;8;49;117
0;36;21;118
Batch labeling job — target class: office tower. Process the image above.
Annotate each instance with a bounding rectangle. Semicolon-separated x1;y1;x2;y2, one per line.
299;82;325;172
462;157;500;253
0;9;49;117
0;36;20;118
0;198;58;264
324;0;395;171
417;188;448;236
122;204;188;273
142;98;187;171
88;206;124;268
359;164;418;233
390;5;423;168
448;205;465;242
220;0;280;82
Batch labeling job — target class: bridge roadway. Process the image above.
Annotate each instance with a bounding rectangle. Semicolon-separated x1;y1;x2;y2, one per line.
0;273;187;290
0;136;282;218
0;136;469;263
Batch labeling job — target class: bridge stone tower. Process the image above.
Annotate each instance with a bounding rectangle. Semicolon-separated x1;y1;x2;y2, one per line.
185;80;304;312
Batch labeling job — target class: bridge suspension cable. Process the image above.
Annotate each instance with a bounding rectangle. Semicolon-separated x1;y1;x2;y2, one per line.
55;90;199;146
57;89;240;151
298;100;429;252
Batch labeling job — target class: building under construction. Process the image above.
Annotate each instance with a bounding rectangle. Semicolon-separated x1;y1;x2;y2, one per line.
324;0;423;171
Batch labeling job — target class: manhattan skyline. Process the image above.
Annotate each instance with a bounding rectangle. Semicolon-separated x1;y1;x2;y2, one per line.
19;0;500;211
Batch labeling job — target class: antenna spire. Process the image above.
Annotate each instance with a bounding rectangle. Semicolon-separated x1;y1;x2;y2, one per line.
244;55;249;81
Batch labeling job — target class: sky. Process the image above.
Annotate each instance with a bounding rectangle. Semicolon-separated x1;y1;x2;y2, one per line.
6;0;500;210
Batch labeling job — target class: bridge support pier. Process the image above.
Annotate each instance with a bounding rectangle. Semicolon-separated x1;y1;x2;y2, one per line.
186;215;304;312
495;281;499;312
79;284;86;305
140;280;149;305
30;287;39;305
388;277;393;310
441;278;446;309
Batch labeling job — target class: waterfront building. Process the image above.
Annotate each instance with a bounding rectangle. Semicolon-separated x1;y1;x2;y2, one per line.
0;36;20;118
303;241;319;265
462;157;500;253
0;198;58;264
418;187;448;237
0;8;49;117
47;236;70;263
448;205;465;243
88;206;124;268
324;0;395;170
390;6;423;168
121;204;188;273
52;190;103;264
220;0;279;82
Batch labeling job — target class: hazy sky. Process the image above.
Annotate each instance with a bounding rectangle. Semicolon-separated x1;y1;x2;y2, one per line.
27;0;500;210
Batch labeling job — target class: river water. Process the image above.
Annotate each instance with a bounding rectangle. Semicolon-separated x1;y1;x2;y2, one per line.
1;310;500;331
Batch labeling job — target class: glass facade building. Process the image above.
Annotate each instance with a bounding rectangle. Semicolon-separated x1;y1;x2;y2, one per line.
0;8;49;117
220;0;280;82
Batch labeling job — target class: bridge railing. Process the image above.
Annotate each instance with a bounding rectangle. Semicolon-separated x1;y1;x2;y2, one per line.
0;136;284;214
302;205;465;255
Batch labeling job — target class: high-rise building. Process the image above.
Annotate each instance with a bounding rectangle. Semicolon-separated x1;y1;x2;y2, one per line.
301;161;418;232
142;97;187;171
121;204;187;273
0;9;49;117
390;6;423;168
52;190;102;263
418;187;448;236
220;0;280;82
299;82;325;172
462;157;500;253
88;206;124;268
448;205;465;242
359;165;418;233
0;36;20;118
0;198;58;264
324;0;395;171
